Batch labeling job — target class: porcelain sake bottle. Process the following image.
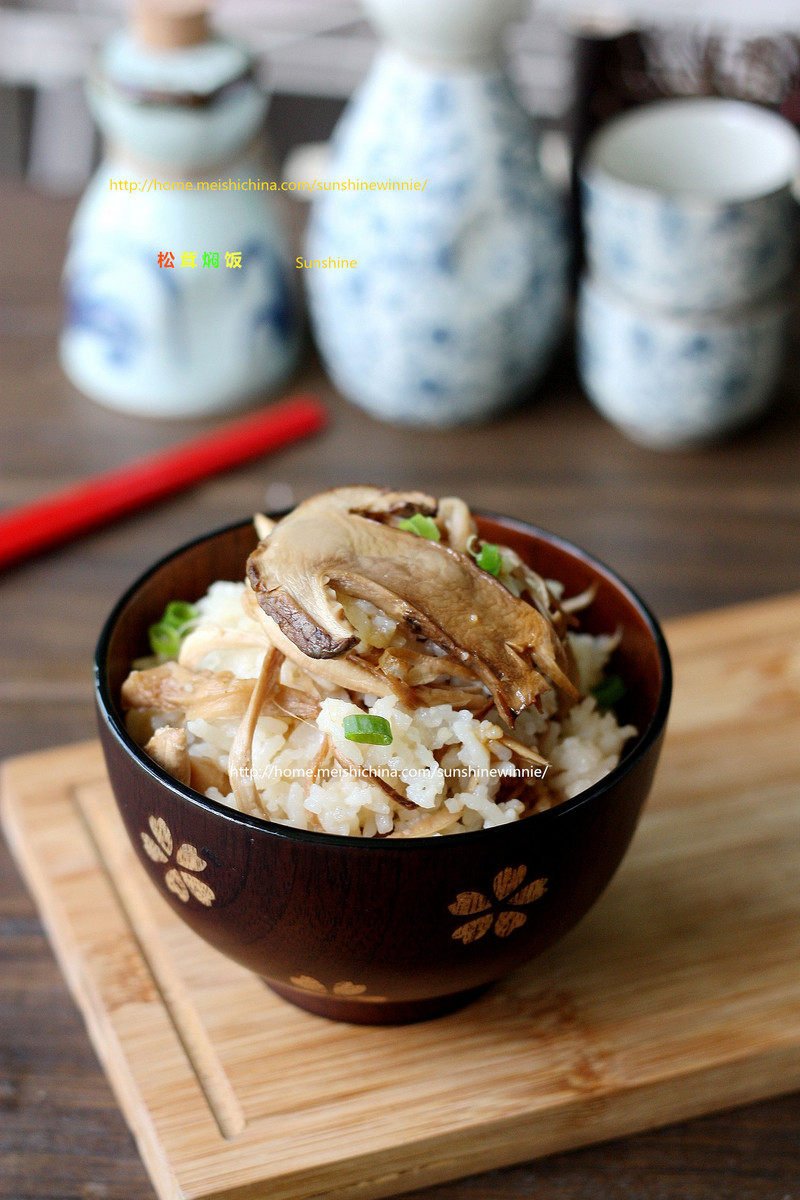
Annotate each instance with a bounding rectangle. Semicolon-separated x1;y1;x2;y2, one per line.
305;0;569;426
60;4;299;417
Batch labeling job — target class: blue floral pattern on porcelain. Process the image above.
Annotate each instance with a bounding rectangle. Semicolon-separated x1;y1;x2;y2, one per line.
576;274;789;448
305;50;568;426
581;174;797;312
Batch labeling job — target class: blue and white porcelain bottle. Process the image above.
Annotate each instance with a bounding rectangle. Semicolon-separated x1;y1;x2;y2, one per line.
60;4;299;417
305;0;569;426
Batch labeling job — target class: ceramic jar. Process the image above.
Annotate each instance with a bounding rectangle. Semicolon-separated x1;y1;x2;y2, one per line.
304;0;569;426
60;20;299;417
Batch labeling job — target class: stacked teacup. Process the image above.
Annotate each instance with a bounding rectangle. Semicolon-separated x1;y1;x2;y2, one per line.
576;99;800;448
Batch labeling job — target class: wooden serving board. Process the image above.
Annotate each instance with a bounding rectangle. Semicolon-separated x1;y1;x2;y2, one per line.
3;592;800;1200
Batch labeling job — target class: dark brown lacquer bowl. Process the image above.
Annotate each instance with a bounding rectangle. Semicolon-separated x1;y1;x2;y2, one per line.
95;514;672;1025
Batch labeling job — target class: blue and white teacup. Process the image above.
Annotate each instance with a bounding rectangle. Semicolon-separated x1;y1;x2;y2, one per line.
576;272;790;449
581;99;800;312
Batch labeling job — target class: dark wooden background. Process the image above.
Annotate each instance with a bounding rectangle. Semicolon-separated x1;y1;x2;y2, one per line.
1;184;799;1199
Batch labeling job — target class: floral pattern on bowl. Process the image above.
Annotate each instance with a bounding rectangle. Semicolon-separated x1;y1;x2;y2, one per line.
289;976;387;1002
140;815;216;906
449;865;547;943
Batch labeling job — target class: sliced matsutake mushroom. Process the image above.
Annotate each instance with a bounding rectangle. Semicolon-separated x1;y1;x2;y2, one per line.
242;583;399;699
246;487;578;723
122;662;254;719
246;488;437;658
413;685;493;714
346;487;438;519
253;512;276;540
560;582;598;614
351;656;421;708
500;736;550;768
228;646;283;813
271;685;321;721
144;726;191;786
438;496;476;553
378;646;476;686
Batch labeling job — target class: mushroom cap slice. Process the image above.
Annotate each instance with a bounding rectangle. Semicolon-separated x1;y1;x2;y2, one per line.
241;582;403;700
246;487;578;722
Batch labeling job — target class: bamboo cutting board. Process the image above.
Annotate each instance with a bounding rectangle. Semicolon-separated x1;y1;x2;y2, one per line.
3;592;800;1200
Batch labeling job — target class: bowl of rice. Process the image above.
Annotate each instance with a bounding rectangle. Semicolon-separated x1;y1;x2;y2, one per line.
95;489;672;1024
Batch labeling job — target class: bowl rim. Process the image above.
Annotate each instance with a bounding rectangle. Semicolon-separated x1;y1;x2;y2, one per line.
94;513;673;850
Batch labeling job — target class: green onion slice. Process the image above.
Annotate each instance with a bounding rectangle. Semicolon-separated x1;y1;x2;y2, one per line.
397;513;440;542
475;542;502;576
148;599;198;658
162;600;197;629
343;714;393;745
148;621;182;659
592;673;627;711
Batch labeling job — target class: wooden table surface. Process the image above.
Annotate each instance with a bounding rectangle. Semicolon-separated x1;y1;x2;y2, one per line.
1;183;799;1200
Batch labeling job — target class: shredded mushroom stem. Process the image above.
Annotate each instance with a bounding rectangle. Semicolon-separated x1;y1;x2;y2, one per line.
272;686;321;721
379;646;476;686
389;808;461;838
501;736;550;768
253;512;276;540
560;583;598;614
228;647;283;813
412;685;493;714
501;546;563;615
438;496;477;553
306;734;330;783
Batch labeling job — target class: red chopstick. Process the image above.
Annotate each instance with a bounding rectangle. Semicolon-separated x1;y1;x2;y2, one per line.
0;394;327;572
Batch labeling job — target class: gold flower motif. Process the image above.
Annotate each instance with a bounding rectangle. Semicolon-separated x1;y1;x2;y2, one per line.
140;815;215;906
449;865;547;943
289;975;385;1001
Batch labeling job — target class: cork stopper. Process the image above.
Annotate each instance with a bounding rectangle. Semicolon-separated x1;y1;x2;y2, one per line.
133;1;210;50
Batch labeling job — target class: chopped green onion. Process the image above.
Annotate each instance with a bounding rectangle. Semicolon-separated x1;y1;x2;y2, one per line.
162;600;197;629
148;599;198;658
148;621;182;659
476;542;502;576
398;513;440;542
343;714;393;745
592;673;627;711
